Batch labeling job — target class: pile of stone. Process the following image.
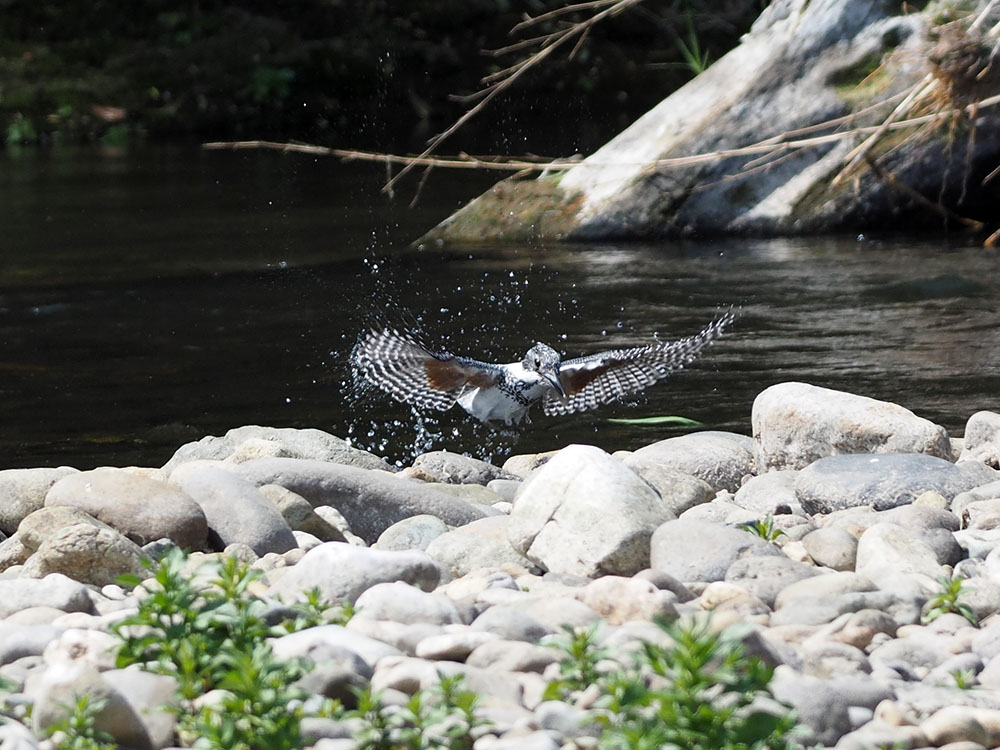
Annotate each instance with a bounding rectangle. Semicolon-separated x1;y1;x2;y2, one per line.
1;381;1000;749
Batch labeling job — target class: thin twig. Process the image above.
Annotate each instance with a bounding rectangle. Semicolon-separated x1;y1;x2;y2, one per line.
201;89;1000;176
863;153;984;229
380;0;645;195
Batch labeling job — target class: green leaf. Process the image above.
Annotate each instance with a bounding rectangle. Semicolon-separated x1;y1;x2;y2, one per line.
606;415;703;426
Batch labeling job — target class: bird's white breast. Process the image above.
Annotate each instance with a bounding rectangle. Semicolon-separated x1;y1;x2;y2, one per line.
456;362;549;425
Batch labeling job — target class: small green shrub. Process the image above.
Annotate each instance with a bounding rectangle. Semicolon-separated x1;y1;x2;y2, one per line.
922;575;978;627
45;695;116;750
741;516;786;542
545;619;799;750
334;673;487;750
113;549;308;750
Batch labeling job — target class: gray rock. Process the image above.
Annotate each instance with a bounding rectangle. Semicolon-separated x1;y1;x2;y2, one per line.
801;526;859;571
170;466;297;555
486;479;521;502
733;470;803;514
502;451;556;479
414;630;499;661
21;524;145;586
0;467;78;537
374;514;449;552
879;503;961;531
795;453;990;514
770;666;854;746
961;411;1000;469
465;639;560;673
0;574;96;619
162;424;392;473
45;468;208;549
752;382;952;471
0;534;31;572
469;606;554;642
258;484;348;542
475;732;560;750
634;568;697;602
517;596;603;631
100;667;179;750
855;522;956;591
622;431;755;492
771;589;923;628
28;660;161;750
507;444;673;577
0;624;64;667
616;455;715;515
426;516;538;579
16;506;117;554
725;555;819;608
406;451;515;485
575;575;679;625
649;519;782;583
0;720;39;749
353;581;465;626
271;624;401;669
233;458;491;544
268;542;440;604
297;663;369;704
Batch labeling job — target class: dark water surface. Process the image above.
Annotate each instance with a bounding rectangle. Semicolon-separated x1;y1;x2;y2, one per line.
2;146;998;469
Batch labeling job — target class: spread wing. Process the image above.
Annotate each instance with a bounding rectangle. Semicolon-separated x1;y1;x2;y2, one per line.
543;308;737;416
352;328;499;411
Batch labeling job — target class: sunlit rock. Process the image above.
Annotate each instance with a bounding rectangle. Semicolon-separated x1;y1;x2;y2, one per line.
507;444;672;577
753;382;953;471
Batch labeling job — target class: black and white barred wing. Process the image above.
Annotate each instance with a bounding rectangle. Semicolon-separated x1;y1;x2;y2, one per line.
352;329;498;411
543;309;736;416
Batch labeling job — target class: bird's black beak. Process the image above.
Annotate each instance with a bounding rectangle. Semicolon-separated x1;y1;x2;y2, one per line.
545;371;566;399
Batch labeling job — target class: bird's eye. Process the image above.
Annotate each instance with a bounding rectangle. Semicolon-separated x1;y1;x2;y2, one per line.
534;358;540;368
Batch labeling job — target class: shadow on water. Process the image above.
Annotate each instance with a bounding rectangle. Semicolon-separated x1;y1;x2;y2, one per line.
2;146;999;469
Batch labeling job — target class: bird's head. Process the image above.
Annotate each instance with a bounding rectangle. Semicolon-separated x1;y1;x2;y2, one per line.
523;342;566;397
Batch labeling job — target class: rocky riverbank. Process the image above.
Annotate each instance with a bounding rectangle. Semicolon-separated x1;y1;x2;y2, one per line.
2;380;1000;749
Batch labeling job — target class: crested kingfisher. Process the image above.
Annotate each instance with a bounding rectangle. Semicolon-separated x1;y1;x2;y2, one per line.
352;308;736;426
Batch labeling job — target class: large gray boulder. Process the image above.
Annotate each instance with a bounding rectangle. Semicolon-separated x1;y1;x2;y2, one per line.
795;453;996;513
162;425;392;473
0;467;78;536
45;468;208;549
753;382;952;471
507;444;674;577
620;431;754;492
961;411;1000;468
649;518;783;583
170;465;297;555
232;458;493;544
268;542;441;604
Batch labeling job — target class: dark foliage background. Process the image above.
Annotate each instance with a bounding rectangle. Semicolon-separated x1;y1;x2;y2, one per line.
0;0;763;152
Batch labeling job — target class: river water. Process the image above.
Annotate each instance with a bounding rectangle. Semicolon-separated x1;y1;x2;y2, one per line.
2;146;998;469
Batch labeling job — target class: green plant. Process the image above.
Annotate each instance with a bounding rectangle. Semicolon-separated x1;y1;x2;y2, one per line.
113;549;309;749
337;673;487;750
923;574;979;626
114;549;274;698
546;619;798;750
283;586;355;632
952;668;978;690
741;516;786;542
543;625;610;700
45;695;116;750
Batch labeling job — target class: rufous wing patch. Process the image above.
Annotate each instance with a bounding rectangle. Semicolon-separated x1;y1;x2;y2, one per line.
561;358;622;395
425;359;469;391
425;359;498;392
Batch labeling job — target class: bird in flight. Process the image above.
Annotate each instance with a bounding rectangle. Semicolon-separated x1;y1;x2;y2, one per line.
352;308;736;426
